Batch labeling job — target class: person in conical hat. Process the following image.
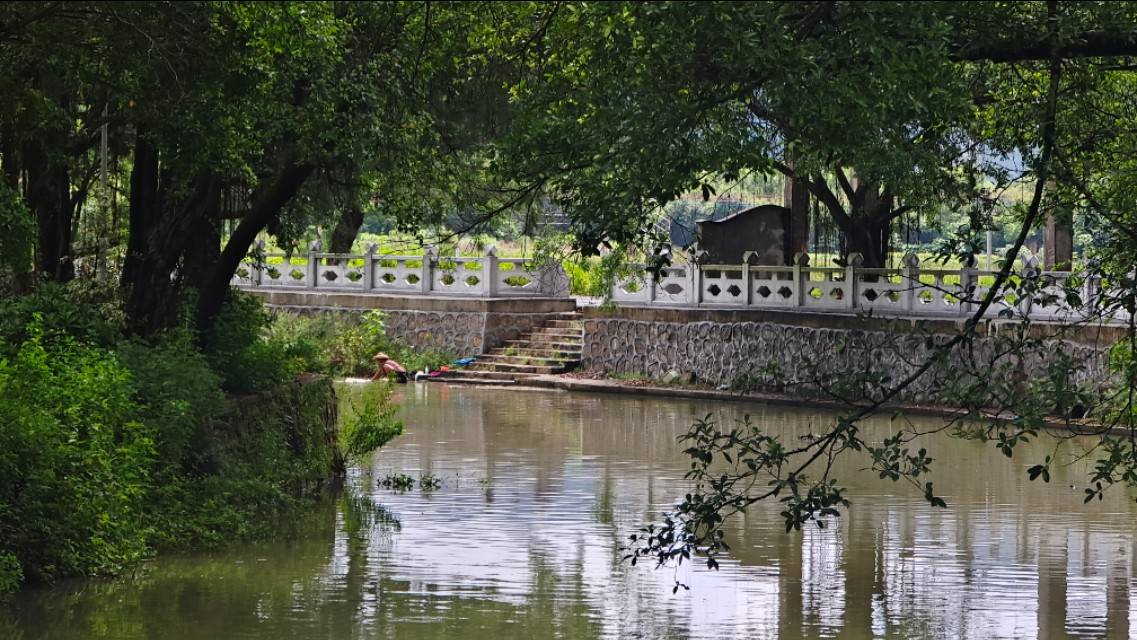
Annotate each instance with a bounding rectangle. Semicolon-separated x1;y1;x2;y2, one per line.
371;352;408;383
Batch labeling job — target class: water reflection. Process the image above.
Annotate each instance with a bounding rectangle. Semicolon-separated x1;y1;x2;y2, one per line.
3;384;1136;639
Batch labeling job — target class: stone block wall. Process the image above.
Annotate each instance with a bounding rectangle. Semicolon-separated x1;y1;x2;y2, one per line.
582;315;1113;403
383;310;558;355
252;288;576;357
383;311;488;354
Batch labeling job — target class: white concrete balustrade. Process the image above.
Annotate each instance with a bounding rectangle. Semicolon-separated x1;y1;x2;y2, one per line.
611;251;1130;323
231;241;568;298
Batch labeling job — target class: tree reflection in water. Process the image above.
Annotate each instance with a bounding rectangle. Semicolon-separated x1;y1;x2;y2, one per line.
3;384;1134;639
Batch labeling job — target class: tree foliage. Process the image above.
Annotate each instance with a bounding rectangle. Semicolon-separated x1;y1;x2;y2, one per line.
0;1;529;334
496;2;1137;266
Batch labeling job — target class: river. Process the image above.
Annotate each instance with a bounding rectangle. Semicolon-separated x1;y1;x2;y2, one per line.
3;384;1135;639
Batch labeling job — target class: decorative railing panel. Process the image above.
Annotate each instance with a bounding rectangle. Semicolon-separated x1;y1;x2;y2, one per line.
231;242;569;298
700;266;747;306
609;252;1130;323
750;267;797;309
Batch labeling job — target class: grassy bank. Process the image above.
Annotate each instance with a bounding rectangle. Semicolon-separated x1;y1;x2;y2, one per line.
0;285;411;593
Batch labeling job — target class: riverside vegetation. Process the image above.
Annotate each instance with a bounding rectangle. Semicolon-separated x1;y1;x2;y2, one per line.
0;286;412;594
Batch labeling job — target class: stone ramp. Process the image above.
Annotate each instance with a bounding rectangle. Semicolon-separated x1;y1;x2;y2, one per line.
434;313;583;385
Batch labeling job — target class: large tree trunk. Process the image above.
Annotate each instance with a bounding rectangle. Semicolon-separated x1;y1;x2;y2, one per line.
842;187;893;268
122;137;221;336
195;162;313;336
122;134;160;288
0;123;18;190
23;73;79;283
804;173;895;269
328;204;364;255
24;141;75;282
841;216;890;268
0;124;33;291
327;163;365;259
182;194;222;291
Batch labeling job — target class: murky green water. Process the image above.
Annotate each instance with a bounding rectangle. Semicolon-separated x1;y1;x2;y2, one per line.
4;384;1136;639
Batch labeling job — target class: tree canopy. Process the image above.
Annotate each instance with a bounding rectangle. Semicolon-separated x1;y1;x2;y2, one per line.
4;1;1137;325
0;1;525;334
495;1;1137;268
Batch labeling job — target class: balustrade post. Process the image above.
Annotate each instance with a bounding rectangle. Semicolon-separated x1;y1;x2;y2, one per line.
793;252;809;307
482;246;498;297
846;253;863;310
1084;270;1100;316
253;239;265;286
902;252;920;312
307;240;320;289
960;254;977;315
690;249;706;306
741;251;755;307
1020;253;1040;317
1079;259;1101;319
363;243;377;291
647;266;657;303
421;245;435;294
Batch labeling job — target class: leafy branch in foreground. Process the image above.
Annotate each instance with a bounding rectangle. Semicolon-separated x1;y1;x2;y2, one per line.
627;31;1070;577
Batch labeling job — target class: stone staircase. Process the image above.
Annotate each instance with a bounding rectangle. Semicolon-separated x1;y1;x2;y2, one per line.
436;313;583;385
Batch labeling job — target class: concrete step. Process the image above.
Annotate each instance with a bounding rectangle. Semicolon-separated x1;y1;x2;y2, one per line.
429;375;518;386
529;326;583;336
518;341;582;353
505;339;583;351
469;361;564;374
436;370;538;379
443;313;586;384
488;346;582;359
519;333;582;342
477;354;570;367
546;319;584;330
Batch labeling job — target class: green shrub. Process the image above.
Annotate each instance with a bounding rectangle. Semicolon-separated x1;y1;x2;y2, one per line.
328;310;387;375
339;381;404;460
145;375;342;550
0;322;154;587
266;309;452;377
346;311;451;375
117;330;225;471
0;552;21;594
563;258;606;297
562;252;634;299
0;283;123;355
0;288;417;592
202;290;288;393
0;182;34;290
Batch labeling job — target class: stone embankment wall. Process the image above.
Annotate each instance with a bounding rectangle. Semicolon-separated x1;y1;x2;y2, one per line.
582;307;1119;402
246;289;575;355
382;310;553;354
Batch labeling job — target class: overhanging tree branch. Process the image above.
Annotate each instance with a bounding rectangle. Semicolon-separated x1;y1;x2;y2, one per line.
956;30;1137;62
632;4;1067;568
195;161;315;333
